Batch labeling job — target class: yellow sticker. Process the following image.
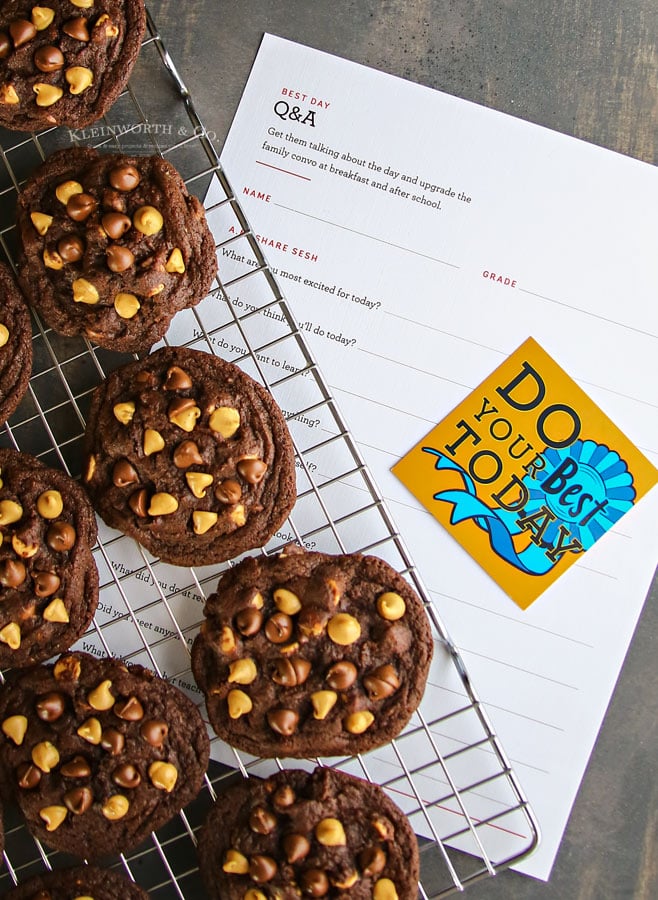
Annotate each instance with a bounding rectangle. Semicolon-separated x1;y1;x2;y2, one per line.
392;337;658;609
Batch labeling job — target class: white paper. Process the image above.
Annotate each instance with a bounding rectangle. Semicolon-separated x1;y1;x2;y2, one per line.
218;34;658;880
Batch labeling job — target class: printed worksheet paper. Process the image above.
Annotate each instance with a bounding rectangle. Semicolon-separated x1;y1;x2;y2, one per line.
218;33;658;880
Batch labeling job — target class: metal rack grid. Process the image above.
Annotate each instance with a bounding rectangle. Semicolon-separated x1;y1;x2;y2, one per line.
0;9;539;898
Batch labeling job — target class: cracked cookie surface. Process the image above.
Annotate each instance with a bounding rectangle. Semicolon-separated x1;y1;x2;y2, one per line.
197;766;420;900
0;448;98;668
0;0;145;131
0;650;209;859
17;147;217;352
192;546;433;758
82;346;297;566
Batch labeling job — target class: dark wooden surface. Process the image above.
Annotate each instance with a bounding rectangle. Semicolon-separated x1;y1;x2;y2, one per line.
148;2;658;898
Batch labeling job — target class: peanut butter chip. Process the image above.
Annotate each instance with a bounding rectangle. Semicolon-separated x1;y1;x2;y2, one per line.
376;591;406;621
311;690;338;720
11;534;38;558
209;406;240;438
143;428;165;455
148;760;178;792
36;489;64;519
71;0;94;7
32;7;56;30
0;323;9;348
227;688;252;719
114;292;140;319
72;277;100;305
0;622;21;649
102;794;130;820
31;740;59;772
273;588;302;615
0;84;19;104
327;612;361;645
165;247;186;273
55;180;83;204
148;492;178;516
315;817;347;847
43;598;70;623
345;709;375;734
0;499;22;524
192;510;218;534
169;399;201;431
43;248;63;270
2;714;28;745
222;848;249;874
30;211;53;234
65;65;94;94
133;205;164;235
228;657;258;685
229;504;246;527
88;679;114;710
40;805;68;831
373;877;399;900
33;83;63;106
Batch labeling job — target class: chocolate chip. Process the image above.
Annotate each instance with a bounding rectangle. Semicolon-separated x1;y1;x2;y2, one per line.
359;845;387;876
140;718;168;747
164;365;192;391
16;762;41;789
46;522;76;551
128;488;148;518
9;19;36;48
282;832;311;863
106;243;135;273
0;558;26;587
62;16;90;41
112;459;139;487
249;854;278;883
100;727;125;756
363;664;400;700
35;692;66;722
237;458;268;484
33;571;61;598
325;660;358;691
101;211;132;240
173;439;204;468
235;606;263;636
64;785;93;815
264;612;293;644
114;695;144;721
60;755;92;778
249;806;278;834
299;868;330;897
109;164;141;192
34;45;65;72
272;656;311;687
112;762;142;789
272;785;296;808
66;192;97;222
266;708;299;736
214;478;242;504
0;33;10;59
57;235;85;263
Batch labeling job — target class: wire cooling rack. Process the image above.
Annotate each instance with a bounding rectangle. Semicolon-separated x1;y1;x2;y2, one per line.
0;9;539;898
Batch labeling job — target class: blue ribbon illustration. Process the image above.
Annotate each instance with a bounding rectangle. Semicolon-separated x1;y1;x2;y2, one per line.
422;447;555;576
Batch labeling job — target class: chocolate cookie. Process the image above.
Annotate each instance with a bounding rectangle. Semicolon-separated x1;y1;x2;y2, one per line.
3;865;150;899
191;546;433;758
0;448;99;669
0;262;32;424
197;767;420;900
16;147;217;352
0;651;210;860
82;346;297;567
0;0;145;132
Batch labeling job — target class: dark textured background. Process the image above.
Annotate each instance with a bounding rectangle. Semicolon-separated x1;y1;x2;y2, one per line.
148;3;657;898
